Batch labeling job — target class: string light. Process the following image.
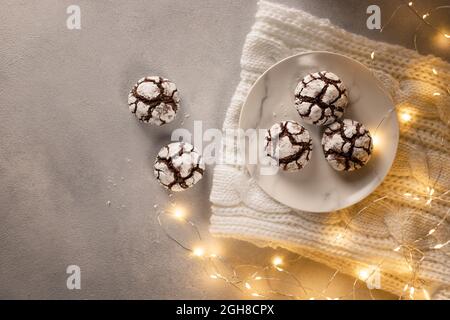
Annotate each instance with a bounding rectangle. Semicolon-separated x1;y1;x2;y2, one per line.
358;269;370;281
409;286;415;299
433;92;441;96
432;68;438;75
408;1;413;6
422;289;431;300
272;256;283;267
192;246;205;257
173;207;185;220
400;112;412;123
372;135;380;149
433;241;449;249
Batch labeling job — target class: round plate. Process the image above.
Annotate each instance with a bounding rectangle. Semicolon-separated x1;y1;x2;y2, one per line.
239;52;399;212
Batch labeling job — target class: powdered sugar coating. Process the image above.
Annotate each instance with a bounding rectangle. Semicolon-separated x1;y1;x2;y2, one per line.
294;71;348;126
128;76;180;126
322;119;373;171
154;142;205;192
264;121;312;172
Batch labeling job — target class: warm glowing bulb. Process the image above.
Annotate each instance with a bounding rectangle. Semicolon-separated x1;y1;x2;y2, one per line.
372;135;380;149
193;247;205;257
393;246;401;252
370;51;375;60
400;112;412;123
358;269;369;281
173;207;185;220
272;256;283;266
245;282;252;290
409;287;415;299
432;68;438;75
445;34;450;39
423;289;431;300
408;2;413;6
434;243;444;249
433;92;441;96
422;13;429;19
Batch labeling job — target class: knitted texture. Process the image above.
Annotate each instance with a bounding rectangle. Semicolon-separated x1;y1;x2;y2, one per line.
209;1;450;299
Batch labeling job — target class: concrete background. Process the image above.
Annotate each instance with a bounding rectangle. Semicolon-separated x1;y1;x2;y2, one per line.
0;0;448;299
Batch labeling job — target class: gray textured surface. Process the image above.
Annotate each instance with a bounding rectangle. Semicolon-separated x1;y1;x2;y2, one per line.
0;0;447;299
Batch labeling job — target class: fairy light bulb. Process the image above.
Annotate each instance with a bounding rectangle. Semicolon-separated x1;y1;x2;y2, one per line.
173;207;185;220
372;135;380;149
358;269;370;281
192;247;205;257
400;112;412;123
272;256;283;266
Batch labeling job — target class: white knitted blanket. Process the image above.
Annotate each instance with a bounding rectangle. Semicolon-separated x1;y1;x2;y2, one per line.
209;1;450;299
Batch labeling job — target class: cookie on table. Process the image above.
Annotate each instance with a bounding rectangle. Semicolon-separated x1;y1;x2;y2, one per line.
154;142;205;192
128;76;180;125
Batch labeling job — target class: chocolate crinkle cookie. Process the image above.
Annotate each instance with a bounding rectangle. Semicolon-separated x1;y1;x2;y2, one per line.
322;119;373;172
154;142;205;192
128;76;180;125
294;71;348;126
264;120;312;172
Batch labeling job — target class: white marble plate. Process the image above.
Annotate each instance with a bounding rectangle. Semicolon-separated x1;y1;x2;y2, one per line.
239;52;398;212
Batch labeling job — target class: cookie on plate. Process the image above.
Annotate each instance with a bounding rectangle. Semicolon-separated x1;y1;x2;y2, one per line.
322;119;373;172
294;71;348;126
264;120;313;172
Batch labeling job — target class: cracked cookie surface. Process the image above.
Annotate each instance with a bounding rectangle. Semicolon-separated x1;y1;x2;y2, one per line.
294;71;348;126
264;121;312;172
154;142;205;192
322;119;373;172
128;76;180;125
